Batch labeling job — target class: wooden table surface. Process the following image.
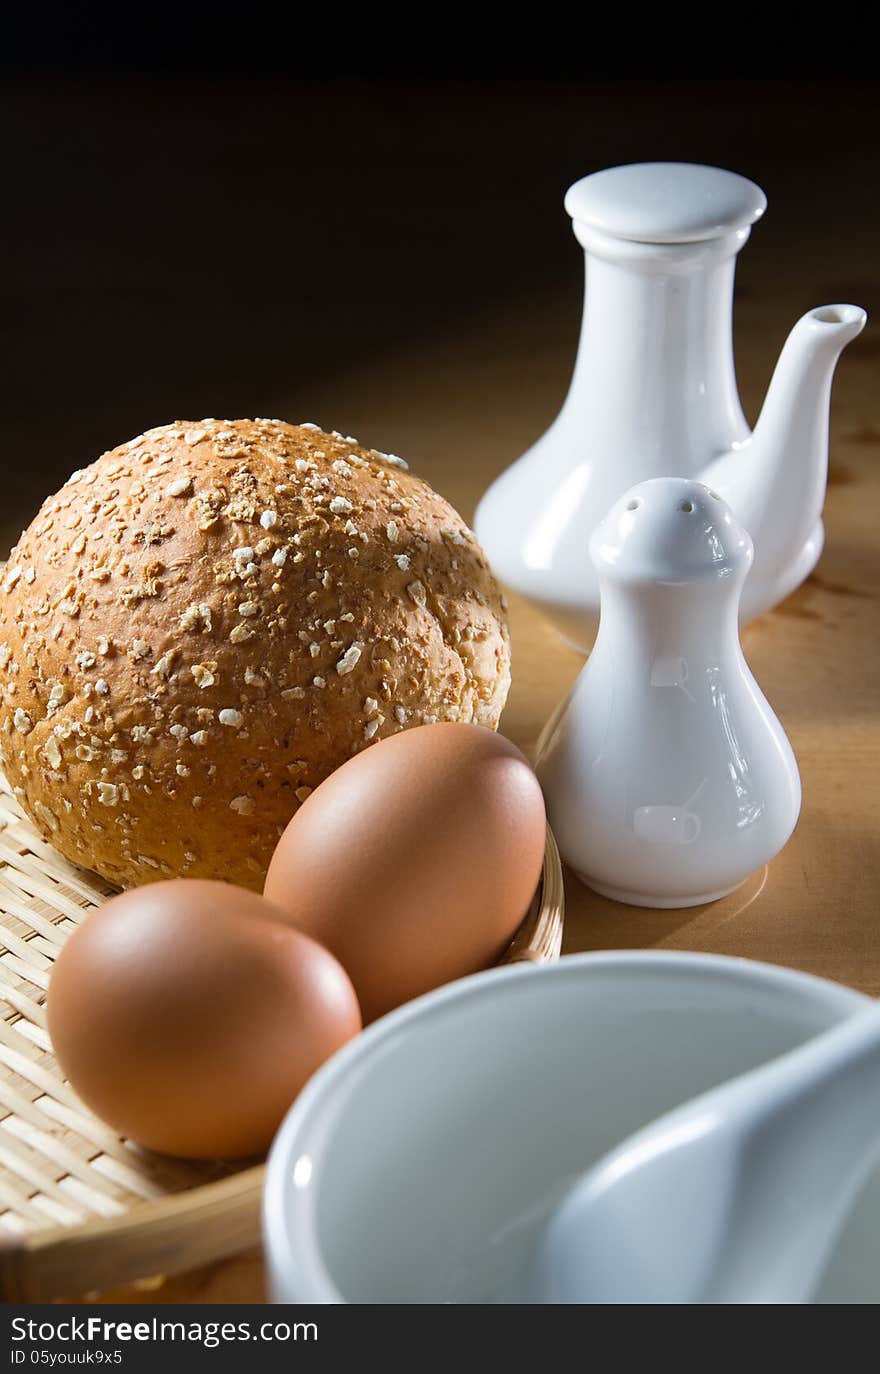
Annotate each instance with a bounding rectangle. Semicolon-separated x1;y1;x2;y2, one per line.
73;225;878;1304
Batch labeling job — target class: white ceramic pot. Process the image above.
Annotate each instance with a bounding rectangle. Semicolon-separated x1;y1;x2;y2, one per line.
473;162;866;649
264;952;878;1304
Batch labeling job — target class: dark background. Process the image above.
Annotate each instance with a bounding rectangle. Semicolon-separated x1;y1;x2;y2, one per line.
2;11;878;549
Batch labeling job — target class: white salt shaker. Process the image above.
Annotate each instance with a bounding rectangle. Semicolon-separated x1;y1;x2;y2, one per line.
536;478;801;907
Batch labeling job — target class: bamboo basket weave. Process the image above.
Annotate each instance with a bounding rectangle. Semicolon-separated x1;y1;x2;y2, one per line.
0;778;564;1302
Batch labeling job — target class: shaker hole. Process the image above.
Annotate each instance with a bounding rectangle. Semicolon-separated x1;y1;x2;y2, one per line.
678;500;695;513
626;499;641;511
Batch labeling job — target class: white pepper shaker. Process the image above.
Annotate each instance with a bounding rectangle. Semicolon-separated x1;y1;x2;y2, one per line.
536;478;801;907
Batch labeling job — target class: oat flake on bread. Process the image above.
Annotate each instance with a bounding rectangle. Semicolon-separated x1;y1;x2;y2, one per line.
0;419;511;889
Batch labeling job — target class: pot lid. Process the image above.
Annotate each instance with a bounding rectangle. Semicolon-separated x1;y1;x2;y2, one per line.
565;163;767;244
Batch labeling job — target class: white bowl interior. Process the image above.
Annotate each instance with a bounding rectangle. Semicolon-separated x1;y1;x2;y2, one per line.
267;953;878;1303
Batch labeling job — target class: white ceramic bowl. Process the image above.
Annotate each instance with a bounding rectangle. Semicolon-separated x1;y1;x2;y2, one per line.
264;951;880;1303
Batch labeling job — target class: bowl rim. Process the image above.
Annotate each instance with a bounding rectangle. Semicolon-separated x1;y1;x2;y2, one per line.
264;949;869;1304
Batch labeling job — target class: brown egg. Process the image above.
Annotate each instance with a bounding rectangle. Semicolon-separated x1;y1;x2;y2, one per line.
47;881;361;1159
264;722;546;1022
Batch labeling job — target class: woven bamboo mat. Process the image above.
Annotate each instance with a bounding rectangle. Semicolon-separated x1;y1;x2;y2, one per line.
0;778;563;1298
0;777;235;1248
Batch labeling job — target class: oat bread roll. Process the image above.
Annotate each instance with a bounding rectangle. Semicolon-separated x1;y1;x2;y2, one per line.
0;420;510;888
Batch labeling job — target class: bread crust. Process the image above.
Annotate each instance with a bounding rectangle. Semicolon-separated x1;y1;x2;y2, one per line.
0;420;510;888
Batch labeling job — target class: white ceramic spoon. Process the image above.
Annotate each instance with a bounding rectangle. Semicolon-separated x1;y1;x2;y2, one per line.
530;1000;880;1304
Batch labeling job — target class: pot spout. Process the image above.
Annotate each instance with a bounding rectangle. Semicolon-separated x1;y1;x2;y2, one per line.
702;304;867;620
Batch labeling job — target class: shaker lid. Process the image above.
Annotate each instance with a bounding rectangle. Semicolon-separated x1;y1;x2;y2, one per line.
565;163;767;244
590;479;753;585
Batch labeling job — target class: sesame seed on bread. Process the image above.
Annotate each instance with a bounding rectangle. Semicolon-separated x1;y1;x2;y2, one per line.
0;419;511;889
